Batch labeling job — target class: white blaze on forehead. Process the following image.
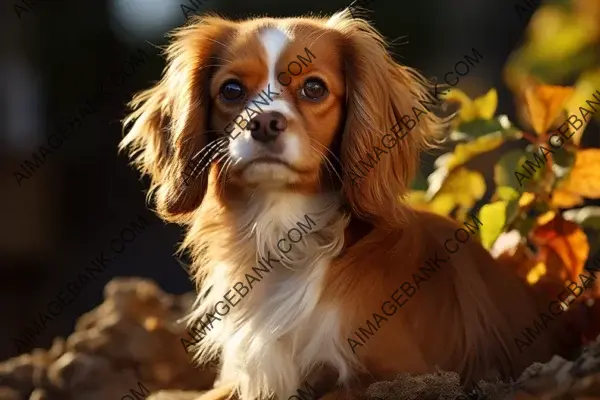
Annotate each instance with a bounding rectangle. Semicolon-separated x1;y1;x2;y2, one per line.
251;27;296;117
260;27;291;88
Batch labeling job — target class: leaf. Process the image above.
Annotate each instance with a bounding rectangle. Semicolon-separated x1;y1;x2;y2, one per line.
426;193;457;216
526;262;547;285
528;5;596;61
444;89;476;122
458;118;504;139
496;186;520;202
519;192;536;209
472;89;498;120
551;188;584;209
559;149;600;198
564;68;600;146
446;132;505;171
494;149;528;189
429;168;486;214
536;210;556;226
530;214;590;282
478;201;508;250
444;88;498;123
523;83;575;135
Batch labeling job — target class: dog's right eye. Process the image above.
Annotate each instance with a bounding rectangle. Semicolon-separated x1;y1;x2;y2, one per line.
220;80;245;102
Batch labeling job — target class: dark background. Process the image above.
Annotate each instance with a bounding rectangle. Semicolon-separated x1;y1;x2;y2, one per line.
0;0;581;361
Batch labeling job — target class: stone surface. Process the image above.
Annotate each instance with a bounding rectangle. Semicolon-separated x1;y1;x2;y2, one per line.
1;277;599;400
0;278;216;400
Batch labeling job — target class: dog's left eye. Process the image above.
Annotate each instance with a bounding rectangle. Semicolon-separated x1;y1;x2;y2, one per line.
301;78;328;101
220;80;245;102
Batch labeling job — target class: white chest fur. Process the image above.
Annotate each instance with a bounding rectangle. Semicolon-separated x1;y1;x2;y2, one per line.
188;193;352;400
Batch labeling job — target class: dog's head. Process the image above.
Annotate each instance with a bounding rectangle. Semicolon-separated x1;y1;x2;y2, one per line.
120;10;442;226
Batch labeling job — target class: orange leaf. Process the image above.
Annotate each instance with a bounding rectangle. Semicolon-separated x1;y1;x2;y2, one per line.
559;149;600;198
551;188;584;208
523;84;575;135
531;214;589;282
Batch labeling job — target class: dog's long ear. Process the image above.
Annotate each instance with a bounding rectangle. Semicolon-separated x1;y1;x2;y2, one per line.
330;11;444;227
120;17;233;222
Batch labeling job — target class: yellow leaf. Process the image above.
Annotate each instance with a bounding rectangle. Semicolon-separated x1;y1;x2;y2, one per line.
526;262;547;285
523;83;575;135
537;210;556;226
496;186;520;202
519;192;536;208
529;5;596;61
564;68;600;146
560;149;600;198
444;89;476;122
472;88;498;120
446;133;505;171
444;88;498;123
430;168;486;212
479;201;508;249
427;193;456;216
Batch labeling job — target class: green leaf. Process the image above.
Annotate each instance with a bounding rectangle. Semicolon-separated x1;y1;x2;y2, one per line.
459;119;504;138
494;149;527;189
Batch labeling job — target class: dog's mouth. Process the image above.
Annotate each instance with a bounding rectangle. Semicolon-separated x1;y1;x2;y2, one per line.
249;156;291;167
242;157;307;174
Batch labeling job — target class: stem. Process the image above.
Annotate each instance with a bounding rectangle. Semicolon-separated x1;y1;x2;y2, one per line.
521;131;540;144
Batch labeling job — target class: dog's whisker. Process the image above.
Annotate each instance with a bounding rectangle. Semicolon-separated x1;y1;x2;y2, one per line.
214;152;232;182
185;143;227;183
190;138;229;161
309;139;343;184
194;148;226;178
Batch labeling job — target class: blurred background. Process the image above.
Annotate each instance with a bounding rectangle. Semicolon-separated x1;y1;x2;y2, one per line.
0;0;598;362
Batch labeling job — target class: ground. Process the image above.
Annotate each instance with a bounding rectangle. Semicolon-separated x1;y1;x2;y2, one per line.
1;278;599;400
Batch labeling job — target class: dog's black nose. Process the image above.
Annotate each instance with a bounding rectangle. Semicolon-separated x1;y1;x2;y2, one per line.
249;111;287;143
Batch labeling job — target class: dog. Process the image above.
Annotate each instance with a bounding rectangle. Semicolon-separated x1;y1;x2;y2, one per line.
120;8;569;400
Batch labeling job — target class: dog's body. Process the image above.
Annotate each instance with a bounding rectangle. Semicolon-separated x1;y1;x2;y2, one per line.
188;189;557;400
121;9;565;400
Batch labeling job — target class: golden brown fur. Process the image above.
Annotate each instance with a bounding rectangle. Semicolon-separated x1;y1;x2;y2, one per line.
120;9;567;400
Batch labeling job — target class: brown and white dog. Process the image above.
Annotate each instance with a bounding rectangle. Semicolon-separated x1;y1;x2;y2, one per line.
120;9;568;400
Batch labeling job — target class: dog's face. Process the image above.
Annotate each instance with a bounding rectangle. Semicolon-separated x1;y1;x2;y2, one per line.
121;11;441;226
209;24;346;191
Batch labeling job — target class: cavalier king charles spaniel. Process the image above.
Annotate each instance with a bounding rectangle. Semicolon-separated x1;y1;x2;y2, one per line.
120;8;571;400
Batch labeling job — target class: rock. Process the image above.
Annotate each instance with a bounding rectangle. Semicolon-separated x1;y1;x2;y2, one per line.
1;277;600;400
0;278;216;400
